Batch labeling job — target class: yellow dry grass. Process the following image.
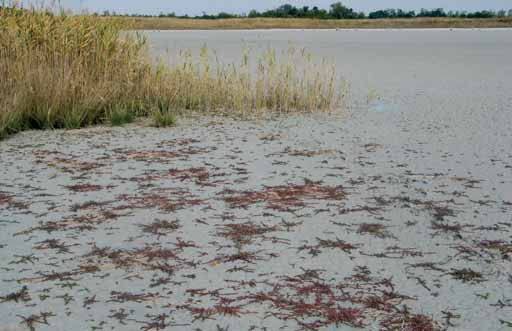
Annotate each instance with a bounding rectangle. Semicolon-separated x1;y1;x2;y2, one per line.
122;17;512;30
0;7;342;140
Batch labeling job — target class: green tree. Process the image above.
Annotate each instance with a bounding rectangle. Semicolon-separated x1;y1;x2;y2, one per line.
248;9;260;18
329;2;355;19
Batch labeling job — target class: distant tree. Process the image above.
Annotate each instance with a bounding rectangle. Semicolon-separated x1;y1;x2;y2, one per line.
108;2;505;20
312;6;329;19
248;9;260;18
467;10;495;18
417;8;446;17
217;12;236;19
329;2;356;19
369;8;414;19
296;6;309;18
369;10;386;19
276;4;298;17
508;9;512;17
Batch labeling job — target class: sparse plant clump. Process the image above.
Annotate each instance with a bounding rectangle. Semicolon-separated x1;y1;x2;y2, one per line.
108;106;136;126
381;308;439;331
222;179;345;210
217;222;278;246
140;219;181;238
448;268;486;284
66;184;103;192
357;223;393;239
317;238;359;252
17;311;56;331
0;286;31;303
0;5;343;140
152;110;177;127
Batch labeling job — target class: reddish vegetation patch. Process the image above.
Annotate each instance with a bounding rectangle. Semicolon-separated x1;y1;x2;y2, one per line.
109;291;160;303
121;150;181;160
357;223;393;239
364;143;383;153
85;244;185;273
0;286;31;303
298;238;360;257
115;146;210;162
139;313;189;331
217;222;279;246
129;167;229;187
187;304;245;321
70;200;113;212
66;184;103;192
325;307;364;327
222;180;345;210
17;312;55;331
117;192;205;212
155;138;201;149
234;268;416;330
0;191;28;210
33;150;105;174
381;309;440;331
14;211;123;236
448;268;485;284
4;133;480;331
135;247;180;262
478;240;512;257
450;176;483;189
215;250;265;264
140;219;181;238
373;196;457;222
316;238;360;252
285;148;336;157
0;192;11;205
34;239;75;254
167;167;210;185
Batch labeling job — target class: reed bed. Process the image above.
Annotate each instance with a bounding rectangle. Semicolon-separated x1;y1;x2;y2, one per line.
0;6;342;140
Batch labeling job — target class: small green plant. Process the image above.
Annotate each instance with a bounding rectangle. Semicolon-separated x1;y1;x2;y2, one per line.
109;107;135;126
152;110;176;128
62;106;89;129
0;112;21;140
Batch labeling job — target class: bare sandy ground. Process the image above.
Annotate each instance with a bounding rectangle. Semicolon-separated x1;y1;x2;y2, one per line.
1;30;511;331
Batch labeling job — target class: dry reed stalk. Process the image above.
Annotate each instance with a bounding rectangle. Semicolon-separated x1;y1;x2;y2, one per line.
0;5;344;139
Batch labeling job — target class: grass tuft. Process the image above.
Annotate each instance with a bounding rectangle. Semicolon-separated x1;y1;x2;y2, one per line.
152;110;177;128
108;106;136;127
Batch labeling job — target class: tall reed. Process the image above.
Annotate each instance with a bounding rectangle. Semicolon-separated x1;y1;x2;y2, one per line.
0;5;343;140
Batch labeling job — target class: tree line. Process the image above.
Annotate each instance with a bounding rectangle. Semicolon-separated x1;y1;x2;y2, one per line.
99;3;512;20
2;1;511;19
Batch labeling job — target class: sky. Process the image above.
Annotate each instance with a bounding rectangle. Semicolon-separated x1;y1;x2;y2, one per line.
34;1;512;16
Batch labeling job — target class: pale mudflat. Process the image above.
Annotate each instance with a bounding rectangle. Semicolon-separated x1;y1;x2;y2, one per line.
0;29;511;331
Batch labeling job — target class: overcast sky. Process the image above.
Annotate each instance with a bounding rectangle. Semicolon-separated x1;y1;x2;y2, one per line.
57;1;512;16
